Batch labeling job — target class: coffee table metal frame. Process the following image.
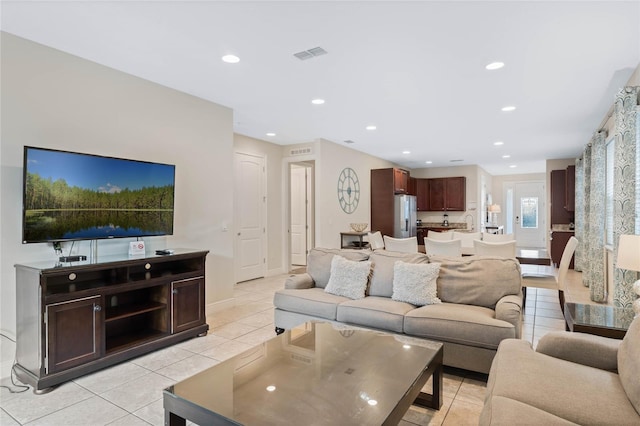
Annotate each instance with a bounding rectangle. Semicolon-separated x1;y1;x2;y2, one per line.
163;322;443;426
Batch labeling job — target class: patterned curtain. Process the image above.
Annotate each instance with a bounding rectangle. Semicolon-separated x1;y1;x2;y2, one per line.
581;143;593;287
573;157;584;272
583;131;607;301
613;86;639;308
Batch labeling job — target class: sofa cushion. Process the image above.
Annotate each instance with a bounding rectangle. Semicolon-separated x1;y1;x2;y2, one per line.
392;261;441;306
430;255;521;308
336;296;415;333
403;303;516;349
618;316;640;415
324;255;372;299
481;339;639;425
368;251;430;297
307;248;370;288
480;396;579;425
273;288;349;320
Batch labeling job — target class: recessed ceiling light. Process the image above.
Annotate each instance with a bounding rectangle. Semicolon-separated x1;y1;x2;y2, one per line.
485;62;505;70
366;125;377;131
311;98;325;105
402;150;411;154
501;105;516;112
266;132;276;137
502;154;511;159
368;400;378;406
221;54;240;64
509;164;517;168
493;141;504;146
425;161;433;164
266;385;276;392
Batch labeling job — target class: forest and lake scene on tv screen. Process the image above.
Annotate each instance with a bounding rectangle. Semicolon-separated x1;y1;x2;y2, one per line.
23;148;175;243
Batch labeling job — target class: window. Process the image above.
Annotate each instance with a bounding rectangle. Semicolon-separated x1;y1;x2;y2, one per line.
605;138;615;246
521;197;538;228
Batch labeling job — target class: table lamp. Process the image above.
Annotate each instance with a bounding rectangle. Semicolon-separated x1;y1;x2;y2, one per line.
616;234;640;317
488;204;501;225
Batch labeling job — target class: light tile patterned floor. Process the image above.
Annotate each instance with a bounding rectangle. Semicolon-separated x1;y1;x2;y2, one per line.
0;270;590;425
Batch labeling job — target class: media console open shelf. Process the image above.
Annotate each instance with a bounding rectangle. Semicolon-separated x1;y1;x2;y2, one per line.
14;249;209;392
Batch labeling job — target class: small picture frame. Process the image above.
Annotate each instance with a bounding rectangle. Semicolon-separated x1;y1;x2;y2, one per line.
129;241;146;257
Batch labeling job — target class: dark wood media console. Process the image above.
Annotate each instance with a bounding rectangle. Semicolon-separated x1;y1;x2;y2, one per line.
14;249;209;392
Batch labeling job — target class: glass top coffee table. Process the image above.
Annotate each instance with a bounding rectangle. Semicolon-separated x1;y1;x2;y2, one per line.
164;321;443;425
564;302;635;339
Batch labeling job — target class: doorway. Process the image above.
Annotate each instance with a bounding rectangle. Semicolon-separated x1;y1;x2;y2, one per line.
234;152;267;282
289;162;314;271
512;181;546;248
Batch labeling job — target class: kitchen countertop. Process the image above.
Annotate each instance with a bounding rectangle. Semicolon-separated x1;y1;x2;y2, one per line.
551;224;575;232
417;223;473;232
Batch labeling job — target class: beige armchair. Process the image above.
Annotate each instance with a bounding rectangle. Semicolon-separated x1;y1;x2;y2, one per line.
480;316;640;425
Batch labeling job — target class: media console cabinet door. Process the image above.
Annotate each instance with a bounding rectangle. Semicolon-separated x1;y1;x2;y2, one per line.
171;277;205;334
46;295;103;373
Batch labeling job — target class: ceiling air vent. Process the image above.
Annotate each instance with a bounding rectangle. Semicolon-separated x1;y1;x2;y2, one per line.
344;140;355;144
294;47;328;61
290;147;313;156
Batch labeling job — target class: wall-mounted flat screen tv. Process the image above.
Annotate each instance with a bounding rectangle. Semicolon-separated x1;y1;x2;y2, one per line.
22;146;175;243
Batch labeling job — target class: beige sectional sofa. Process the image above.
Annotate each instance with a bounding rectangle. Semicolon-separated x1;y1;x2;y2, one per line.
273;248;523;374
480;317;640;425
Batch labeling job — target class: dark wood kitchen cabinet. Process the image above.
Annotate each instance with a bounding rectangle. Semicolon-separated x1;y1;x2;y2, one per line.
551;231;575;269
416;179;429;211
427;177;466;211
551;169;573;224
15;249;209;392
393;168;410;194
565;165;575;212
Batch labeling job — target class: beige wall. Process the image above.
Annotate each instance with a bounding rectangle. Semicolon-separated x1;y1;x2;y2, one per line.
233;133;284;275
313;139;396;248
0;33;235;336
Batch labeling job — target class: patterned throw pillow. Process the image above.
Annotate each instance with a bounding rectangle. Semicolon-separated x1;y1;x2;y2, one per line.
324;255;372;299
392;261;441;306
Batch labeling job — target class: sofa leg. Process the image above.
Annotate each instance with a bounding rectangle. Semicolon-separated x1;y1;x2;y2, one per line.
275;327;285;335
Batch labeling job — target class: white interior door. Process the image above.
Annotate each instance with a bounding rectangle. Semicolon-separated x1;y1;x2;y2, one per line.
290;165;307;266
234;152;266;282
514;181;546;248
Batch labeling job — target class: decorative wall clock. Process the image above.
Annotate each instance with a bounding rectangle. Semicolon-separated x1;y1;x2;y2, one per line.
337;167;360;214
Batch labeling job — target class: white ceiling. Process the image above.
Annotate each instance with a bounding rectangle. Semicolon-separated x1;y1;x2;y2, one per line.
2;1;639;175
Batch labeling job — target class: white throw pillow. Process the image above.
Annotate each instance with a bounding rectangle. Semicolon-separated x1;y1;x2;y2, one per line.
324;255;372;299
392;261;441;306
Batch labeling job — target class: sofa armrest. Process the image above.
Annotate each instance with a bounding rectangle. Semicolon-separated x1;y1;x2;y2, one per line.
536;331;620;372
495;294;522;329
285;273;315;289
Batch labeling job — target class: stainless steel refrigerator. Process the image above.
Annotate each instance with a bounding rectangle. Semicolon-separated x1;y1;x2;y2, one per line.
394;194;417;238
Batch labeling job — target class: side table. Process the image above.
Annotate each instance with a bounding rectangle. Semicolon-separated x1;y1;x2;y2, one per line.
564;302;635;339
340;231;369;249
